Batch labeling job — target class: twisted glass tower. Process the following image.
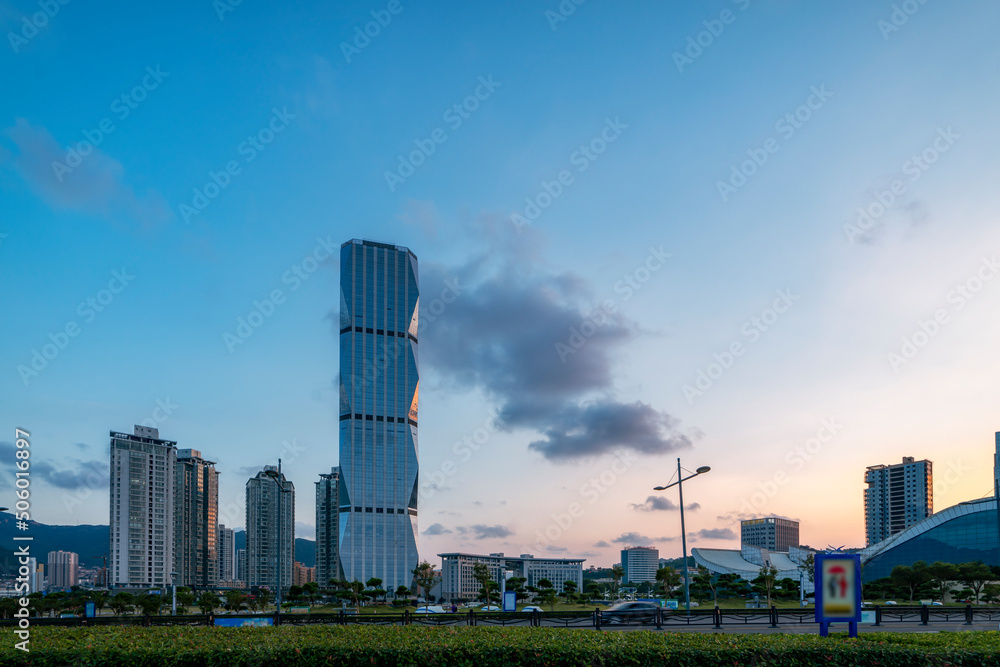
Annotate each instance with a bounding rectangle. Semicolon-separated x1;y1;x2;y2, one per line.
338;239;419;592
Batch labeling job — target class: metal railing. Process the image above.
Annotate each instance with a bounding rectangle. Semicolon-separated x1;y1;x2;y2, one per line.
3;605;997;629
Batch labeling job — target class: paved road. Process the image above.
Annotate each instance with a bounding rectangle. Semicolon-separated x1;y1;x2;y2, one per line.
589;621;1000;634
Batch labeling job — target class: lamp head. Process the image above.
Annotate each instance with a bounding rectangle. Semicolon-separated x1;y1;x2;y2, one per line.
653;486;666;491
696;466;711;474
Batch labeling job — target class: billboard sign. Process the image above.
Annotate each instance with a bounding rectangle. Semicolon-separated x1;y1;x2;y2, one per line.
814;553;861;623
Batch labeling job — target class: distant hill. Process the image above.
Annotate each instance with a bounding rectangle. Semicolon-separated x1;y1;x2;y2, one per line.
0;513;109;571
0;515;316;572
234;530;315;568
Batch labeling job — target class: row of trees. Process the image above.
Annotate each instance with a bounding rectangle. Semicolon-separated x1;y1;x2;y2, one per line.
870;561;999;604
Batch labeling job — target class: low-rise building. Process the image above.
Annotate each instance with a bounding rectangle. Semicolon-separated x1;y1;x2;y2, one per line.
438;552;584;603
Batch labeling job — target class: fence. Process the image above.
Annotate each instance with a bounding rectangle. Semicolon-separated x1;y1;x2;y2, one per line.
3;605;999;629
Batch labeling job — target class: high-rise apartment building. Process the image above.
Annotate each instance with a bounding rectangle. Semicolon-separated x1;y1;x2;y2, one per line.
338;239;420;592
620;546;659;584
109;426;176;588
740;517;800;551
864;456;933;546
245;466;295;592
293;562;316;586
218;524;236;582
315;467;341;587
46;551;78;589
174;449;219;587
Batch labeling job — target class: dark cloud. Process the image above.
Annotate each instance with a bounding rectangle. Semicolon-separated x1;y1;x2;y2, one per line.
459;524;513;540
420;215;695;462
0;442;107;490
611;532;670;545
423;523;453;536
690;528;736;540
545;546;568;552
630;496;700;512
594;540;611;548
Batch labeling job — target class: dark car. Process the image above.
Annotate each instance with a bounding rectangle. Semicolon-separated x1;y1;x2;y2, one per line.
602;601;659;624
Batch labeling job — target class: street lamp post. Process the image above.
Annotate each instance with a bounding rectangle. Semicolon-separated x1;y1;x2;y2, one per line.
170;571;177;615
264;460;292;618
654;459;711;614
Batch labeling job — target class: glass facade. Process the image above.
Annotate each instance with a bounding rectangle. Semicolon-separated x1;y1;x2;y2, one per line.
862;499;999;581
338;239;419;592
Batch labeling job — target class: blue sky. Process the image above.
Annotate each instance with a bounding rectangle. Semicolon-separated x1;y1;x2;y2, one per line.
2;0;1000;566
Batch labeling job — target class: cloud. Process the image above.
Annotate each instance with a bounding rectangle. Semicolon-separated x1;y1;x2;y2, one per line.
594;540;610;548
630;496;701;512
0;443;108;491
420;213;695;462
295;521;316;540
0;119;170;230
458;524;513;540
545;546;568;552
423;523;453;536
611;532;673;545
690;528;736;540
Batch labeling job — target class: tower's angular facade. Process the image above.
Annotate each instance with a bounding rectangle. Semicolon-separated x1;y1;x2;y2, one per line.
338;239;419;592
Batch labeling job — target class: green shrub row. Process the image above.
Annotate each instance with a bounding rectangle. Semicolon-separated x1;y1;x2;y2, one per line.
4;626;1000;666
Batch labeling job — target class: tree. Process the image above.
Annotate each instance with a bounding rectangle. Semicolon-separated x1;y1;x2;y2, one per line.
926;562;959;602
136;594;164;617
561;580;578;604
958;562;993;604
256;587;273;610
472;563;494;605
109;593;134;616
224;589;247;612
890;561;930;602
507;577;528;602
365;578;385;605
89;591;110;616
691;566;717;605
0;598;17;618
610;565;624;600
777;578;799;600
584;582;601;601
982;583;1000;605
198;592;220;614
337;579;366;610
412;561;440;601
655;567;682;600
176;588;196;611
536;579;558;611
395;585;411;603
752;566;778;606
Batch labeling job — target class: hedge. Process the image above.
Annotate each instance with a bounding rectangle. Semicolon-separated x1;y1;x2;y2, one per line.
4;626;1000;666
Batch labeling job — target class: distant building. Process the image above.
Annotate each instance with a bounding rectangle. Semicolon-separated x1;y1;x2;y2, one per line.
236;548;246;583
218;524;236;582
47;551;78;590
439;552;585;603
620;547;659;584
741;517;800;551
109;426;176;588
338;239;420;593
864;456;933;546
27;558;43;593
174;449;219;587
315;467;341;588
293;562;316;586
246;466;295;592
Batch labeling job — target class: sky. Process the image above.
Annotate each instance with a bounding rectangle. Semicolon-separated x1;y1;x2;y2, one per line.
1;0;999;568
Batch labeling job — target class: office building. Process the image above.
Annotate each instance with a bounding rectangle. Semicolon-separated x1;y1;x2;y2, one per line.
218;524;236;582
741;517;800;551
315;467;341;587
46;551;77;589
174;449;219;587
439;552;585;603
27;558;43;593
864;456;933;546
109;426;176;588
245;466;295;592
620;546;659;584
338;239;420;592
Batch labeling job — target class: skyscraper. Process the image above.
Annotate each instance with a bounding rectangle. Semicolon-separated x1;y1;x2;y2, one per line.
46;551;78;590
864;456;933;546
236;548;247;583
315;466;341;587
174;449;219;587
218;524;236;582
109;425;176;588
245;466;295;592
338;239;419;592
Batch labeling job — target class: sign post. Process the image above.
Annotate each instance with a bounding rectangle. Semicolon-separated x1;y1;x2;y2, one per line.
814;552;862;638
